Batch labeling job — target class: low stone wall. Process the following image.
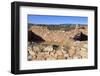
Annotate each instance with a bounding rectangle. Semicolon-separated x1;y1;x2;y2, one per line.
29;25;87;44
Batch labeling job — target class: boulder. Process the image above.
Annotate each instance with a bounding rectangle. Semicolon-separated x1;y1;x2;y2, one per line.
32;46;40;52
43;46;53;52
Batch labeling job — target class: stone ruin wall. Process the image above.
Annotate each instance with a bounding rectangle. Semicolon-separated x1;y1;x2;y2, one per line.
29;25;87;44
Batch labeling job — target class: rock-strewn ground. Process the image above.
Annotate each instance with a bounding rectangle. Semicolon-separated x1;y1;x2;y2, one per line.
28;25;88;61
28;41;87;61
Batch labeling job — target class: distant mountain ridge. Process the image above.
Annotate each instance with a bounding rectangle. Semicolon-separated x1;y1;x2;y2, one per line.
28;23;87;26
28;23;87;28
28;23;87;31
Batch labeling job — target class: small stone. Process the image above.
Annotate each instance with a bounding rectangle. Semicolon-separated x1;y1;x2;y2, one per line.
32;46;40;52
46;56;56;60
62;46;68;51
54;53;58;58
32;55;36;60
57;55;65;59
36;52;45;60
73;56;78;59
28;50;35;56
83;44;88;48
81;48;86;51
77;55;82;59
79;50;87;58
50;51;55;56
56;50;63;56
36;57;45;60
62;50;68;54
44;52;50;58
64;53;69;58
67;56;73;59
68;46;76;57
28;47;32;52
74;41;80;44
43;46;53;52
28;55;33;60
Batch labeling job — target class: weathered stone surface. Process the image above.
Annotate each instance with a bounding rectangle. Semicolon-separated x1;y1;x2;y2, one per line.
50;51;55;56
83;44;88;48
81;48;86;51
79;48;87;58
32;46;40;52
54;53;58;58
32;55;36;60
73;55;82;59
56;50;63;56
57;55;65;59
62;50;68;54
64;54;69;58
28;55;33;60
43;46;53;52
68;46;76;57
27;25;88;61
28;49;35;56
28;41;88;60
36;52;45;60
46;56;56;60
28;47;32;52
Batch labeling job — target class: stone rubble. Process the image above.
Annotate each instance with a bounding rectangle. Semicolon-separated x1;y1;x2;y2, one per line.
28;41;88;61
28;25;88;61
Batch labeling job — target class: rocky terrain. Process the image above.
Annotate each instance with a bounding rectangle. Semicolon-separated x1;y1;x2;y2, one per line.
28;24;88;61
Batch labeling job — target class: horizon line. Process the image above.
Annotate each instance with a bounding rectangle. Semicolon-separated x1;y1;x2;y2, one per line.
28;23;88;25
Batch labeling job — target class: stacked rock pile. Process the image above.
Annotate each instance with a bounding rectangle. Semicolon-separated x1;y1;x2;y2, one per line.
28;42;69;61
28;41;88;61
